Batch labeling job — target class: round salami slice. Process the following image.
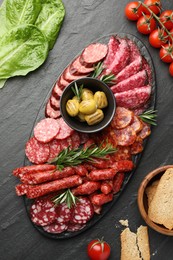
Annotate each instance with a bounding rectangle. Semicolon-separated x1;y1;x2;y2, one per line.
78;132;89;144
55;117;74;140
34;118;60;143
30;195;56;226
80;43;108;67
70;197;94;224
58;75;69;90
50;95;60;111
130;140;143;155
111;107;134;129
114;126;136;146
63;67;84;83
45;100;61;119
137;122;151;140
52;82;63;98
70;56;94;75
130;115;143;133
71;131;81;149
43;222;68;234
25;137;50;164
47;139;62;162
55;203;73;224
67;223;86;232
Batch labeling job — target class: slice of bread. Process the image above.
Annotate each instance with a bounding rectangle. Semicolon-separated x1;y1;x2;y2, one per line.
145;180;159;206
120;226;150;260
148;168;173;230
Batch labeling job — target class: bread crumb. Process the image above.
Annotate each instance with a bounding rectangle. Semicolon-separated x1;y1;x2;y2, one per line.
119;219;129;227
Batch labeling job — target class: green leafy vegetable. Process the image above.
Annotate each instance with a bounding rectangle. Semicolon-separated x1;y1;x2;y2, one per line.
0;79;6;88
0;25;49;79
35;0;65;49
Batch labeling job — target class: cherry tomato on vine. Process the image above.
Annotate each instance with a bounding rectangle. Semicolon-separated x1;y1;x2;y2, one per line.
149;28;168;48
137;14;156;34
143;0;161;15
169;62;173;76
169;28;173;43
125;1;143;21
87;238;111;260
159;44;173;63
160;10;173;30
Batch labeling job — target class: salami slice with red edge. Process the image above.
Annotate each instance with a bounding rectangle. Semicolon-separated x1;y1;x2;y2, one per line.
103;36;119;67
55;117;74;140
25;137;50;164
50;95;60;111
111;107;134;129
43;222;68;234
45;100;61;119
48;139;62;162
34;118;60;143
114;126;136;146
71;131;81;149
70;197;94;224
56;203;73;224
70;56;94;75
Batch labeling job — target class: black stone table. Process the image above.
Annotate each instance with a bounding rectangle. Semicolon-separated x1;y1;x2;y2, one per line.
0;0;173;259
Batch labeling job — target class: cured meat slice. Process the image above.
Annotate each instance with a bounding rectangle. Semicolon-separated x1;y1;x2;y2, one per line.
13;164;56;178
56;203;73;224
142;57;152;84
43;222;68;233
130;140;143;154
80;43;108;67
103;36;120;67
101;181;113;195
111;70;147;94
114;126;136;146
15;184;30;196
30;195;56;226
59;138;72;151
106;38;130;75
113;146;131;161
70;56;94;75
21;167;75;185
78;132;89;144
26;175;82;199
70;197;94;224
83;138;95;149
114;85;152;109
71;131;81;149
25;137;50;164
73;165;88;176
34;118;60;143
58;75;69;90
90;193;113;206
127;39;141;63
72;181;101;195
115;56;142;84
52;82;63;98
63;67;84;83
47;139;62;162
137;122;151;140
45;100;61;119
112;172;125;194
89;168;116;181
111;107;134;129
130;115;143;133
55;117;74;140
50;95;60;111
67;223;86;232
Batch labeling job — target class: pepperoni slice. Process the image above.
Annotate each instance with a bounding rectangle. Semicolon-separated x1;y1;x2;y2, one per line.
115;126;136;146
130;115;143;133
47;139;62;162
30;195;56;226
113;146;131;161
45;100;61;119
25;137;50;164
55;118;74;140
111;107;134;129
130;140;143;155
70;197;94;224
137;122;151;140
43;222;68;234
67;223;86;232
34;118;60;143
56;203;73;224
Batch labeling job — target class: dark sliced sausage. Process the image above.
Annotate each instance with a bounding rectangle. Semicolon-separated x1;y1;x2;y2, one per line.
45;100;61;119
70;56;94;75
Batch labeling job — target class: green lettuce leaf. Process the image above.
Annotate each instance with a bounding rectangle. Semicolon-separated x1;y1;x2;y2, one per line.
0;24;49;79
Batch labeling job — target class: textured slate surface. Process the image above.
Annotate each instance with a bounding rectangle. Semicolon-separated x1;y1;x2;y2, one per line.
0;0;173;259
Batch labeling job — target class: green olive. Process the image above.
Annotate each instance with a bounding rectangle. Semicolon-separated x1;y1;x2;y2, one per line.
85;109;104;125
72;95;79;101
77;112;86;122
81;88;94;100
94;91;108;109
66;99;79;117
79;99;97;115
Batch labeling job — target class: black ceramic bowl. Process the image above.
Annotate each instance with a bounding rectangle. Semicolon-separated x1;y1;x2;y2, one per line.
60;77;116;133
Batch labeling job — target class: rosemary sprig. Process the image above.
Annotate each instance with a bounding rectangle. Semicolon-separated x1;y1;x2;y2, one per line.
91;62;115;84
139;109;157;126
71;82;83;102
52;189;78;209
50;143;117;170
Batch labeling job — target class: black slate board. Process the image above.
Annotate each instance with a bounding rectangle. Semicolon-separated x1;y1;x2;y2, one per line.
23;33;156;239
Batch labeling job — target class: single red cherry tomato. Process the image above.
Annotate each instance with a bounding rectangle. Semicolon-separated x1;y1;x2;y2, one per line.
143;0;161;15
137;14;156;35
169;62;173;76
149;28;168;48
125;1;143;21
159;44;173;63
87;238;111;260
160;10;173;30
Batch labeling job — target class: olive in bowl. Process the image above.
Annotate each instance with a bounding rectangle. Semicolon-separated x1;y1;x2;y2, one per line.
138;165;173;236
60;77;116;133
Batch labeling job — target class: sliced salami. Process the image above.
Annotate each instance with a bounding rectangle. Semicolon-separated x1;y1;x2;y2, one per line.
130;115;143;133
55;117;74;140
114;126;136;146
137;122;151;140
25;137;50;164
56;203;73;224
58;75;70;90
50;95;60;111
111;70;147;94
52;82;63;98
113;146;131;161
34;118;60;143
78;132;89;144
130;140;143;155
70;197;94;224
48;139;62;162
70;56;94;75
142;57;152;84
43;222;68;233
30;195;56;226
67;223;86;232
127;39;141;63
80;43;108;67
63;67;84;83
111;107;134;129
45;100;61;119
103;36;119;67
71;131;81;149
114;85;152;109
